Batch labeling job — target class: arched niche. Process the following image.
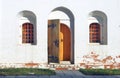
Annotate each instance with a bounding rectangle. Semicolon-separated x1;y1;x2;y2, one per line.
48;6;74;64
88;10;107;45
18;10;37;45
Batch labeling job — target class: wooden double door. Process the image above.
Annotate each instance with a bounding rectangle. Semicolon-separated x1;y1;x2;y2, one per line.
48;20;71;63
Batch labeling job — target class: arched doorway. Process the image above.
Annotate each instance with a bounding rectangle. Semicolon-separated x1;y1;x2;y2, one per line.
59;23;71;61
48;7;74;64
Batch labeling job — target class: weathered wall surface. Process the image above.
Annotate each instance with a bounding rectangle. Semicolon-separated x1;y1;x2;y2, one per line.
0;0;120;68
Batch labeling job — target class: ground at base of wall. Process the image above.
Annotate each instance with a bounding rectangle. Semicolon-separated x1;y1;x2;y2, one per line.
0;68;55;76
79;68;120;75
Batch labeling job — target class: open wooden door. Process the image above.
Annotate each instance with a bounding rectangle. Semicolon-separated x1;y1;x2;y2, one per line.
48;20;60;63
48;20;71;63
59;23;71;61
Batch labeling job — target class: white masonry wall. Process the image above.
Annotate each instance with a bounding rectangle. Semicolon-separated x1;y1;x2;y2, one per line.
0;0;120;67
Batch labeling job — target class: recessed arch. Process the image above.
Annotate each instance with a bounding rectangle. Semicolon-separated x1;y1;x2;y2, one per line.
88;10;107;45
48;6;74;64
18;10;37;45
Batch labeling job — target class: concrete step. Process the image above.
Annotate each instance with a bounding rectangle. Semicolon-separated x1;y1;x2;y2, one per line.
48;63;75;70
60;61;71;64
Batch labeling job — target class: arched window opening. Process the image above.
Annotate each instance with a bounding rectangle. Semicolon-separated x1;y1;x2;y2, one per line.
22;23;34;44
18;10;37;45
90;23;100;43
88;11;107;45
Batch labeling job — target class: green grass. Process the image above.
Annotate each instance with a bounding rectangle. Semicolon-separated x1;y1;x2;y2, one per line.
79;68;120;75
0;68;55;76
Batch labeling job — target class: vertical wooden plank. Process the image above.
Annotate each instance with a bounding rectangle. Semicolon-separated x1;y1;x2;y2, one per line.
48;19;60;63
59;32;63;61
